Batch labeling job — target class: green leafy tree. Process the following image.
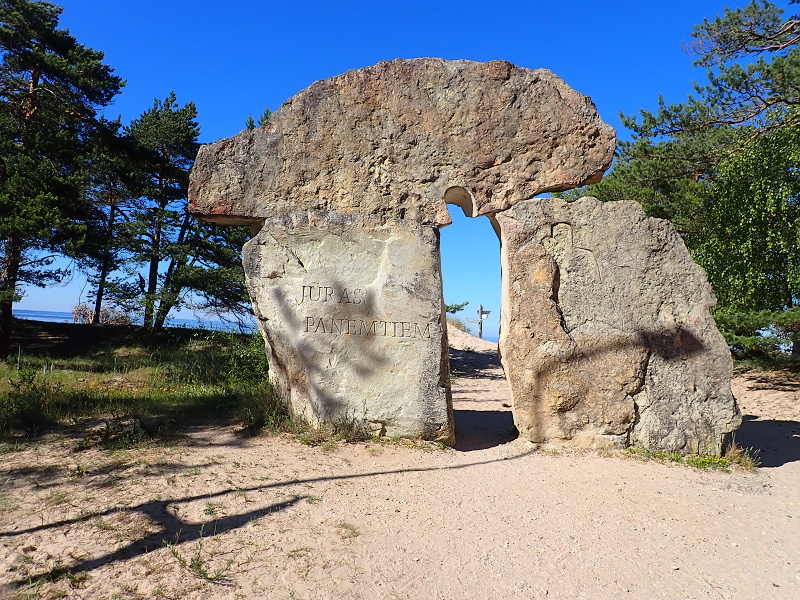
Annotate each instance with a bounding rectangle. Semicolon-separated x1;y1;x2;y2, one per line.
693;123;800;354
0;0;123;357
625;1;800;355
562;1;800;356
692;123;799;312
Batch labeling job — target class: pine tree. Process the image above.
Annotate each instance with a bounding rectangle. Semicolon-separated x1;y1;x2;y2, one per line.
123;92;200;329
245;106;271;131
107;93;251;329
75;117;143;323
625;0;799;146
0;0;123;357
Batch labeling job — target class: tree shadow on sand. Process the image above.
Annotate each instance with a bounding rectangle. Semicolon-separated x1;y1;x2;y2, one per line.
734;414;800;468
1;452;533;591
449;347;518;451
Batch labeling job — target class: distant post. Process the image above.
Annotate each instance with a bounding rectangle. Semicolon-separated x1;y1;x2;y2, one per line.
466;304;491;339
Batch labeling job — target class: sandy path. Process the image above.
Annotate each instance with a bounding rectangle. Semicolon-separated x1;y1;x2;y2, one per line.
1;340;799;599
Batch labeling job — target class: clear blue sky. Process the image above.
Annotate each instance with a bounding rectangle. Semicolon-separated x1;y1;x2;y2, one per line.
17;0;793;337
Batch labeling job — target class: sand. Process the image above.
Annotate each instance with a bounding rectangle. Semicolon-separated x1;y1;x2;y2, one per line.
1;331;799;599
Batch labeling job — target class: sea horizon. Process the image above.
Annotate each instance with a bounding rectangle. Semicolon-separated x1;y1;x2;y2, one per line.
12;308;254;332
14;308;499;342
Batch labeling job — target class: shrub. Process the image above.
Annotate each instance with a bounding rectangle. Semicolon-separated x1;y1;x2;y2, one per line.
72;303;131;325
233;382;287;433
446;316;470;333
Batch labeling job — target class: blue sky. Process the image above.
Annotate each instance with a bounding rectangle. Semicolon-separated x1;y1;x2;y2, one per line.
18;0;793;337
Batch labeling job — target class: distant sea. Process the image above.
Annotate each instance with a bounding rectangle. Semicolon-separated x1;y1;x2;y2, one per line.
13;309;253;332
15;309;500;341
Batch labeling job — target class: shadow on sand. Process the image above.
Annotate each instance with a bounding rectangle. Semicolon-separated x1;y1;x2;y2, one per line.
454;409;517;451
0;451;534;591
449;347;518;451
734;414;800;468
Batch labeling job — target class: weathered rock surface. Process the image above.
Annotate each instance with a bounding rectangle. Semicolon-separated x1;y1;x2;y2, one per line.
189;58;614;227
497;197;741;454
190;58;614;444
190;58;739;453
244;211;453;443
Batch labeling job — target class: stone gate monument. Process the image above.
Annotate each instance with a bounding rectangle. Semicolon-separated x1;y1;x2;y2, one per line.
189;58;740;453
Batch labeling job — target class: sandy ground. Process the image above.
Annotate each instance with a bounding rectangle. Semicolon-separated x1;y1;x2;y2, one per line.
1;331;799;600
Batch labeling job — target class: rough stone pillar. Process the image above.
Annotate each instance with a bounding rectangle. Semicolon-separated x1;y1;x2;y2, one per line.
244;212;453;442
497;197;741;454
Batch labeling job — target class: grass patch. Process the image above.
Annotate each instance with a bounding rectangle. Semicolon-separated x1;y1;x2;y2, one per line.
684;454;730;470
624;444;760;472
94;520;119;532
0;493;18;513
47;490;71;506
724;440;761;472
446;315;470;333
294;412;376;448
3;319;461;454
0;440;29;454
336;521;360;539
204;501;226;516
165;526;233;585
625;447;726;469
1;319;287;444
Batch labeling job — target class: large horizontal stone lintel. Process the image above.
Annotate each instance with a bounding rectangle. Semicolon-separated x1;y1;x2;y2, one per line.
189;58;615;228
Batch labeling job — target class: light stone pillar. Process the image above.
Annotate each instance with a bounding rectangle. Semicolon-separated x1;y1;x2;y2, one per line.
244;212;453;443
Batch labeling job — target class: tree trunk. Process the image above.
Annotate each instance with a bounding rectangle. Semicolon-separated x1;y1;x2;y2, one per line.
0;235;23;360
153;279;178;331
144;253;159;329
0;298;12;361
153;258;186;331
92;268;107;324
153;214;193;330
92;201;118;324
143;210;162;329
789;296;798;358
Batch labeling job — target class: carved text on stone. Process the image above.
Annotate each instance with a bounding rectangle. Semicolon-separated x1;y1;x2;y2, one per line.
303;317;433;339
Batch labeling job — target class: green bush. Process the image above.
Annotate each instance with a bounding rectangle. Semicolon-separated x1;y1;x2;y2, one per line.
446;316;470;333
1;366;61;433
224;331;269;384
232;381;287;433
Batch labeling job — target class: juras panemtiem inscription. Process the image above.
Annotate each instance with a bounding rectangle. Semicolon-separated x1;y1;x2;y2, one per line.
299;285;434;339
303;317;434;339
190;58;739;453
299;286;364;305
237;211;455;442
